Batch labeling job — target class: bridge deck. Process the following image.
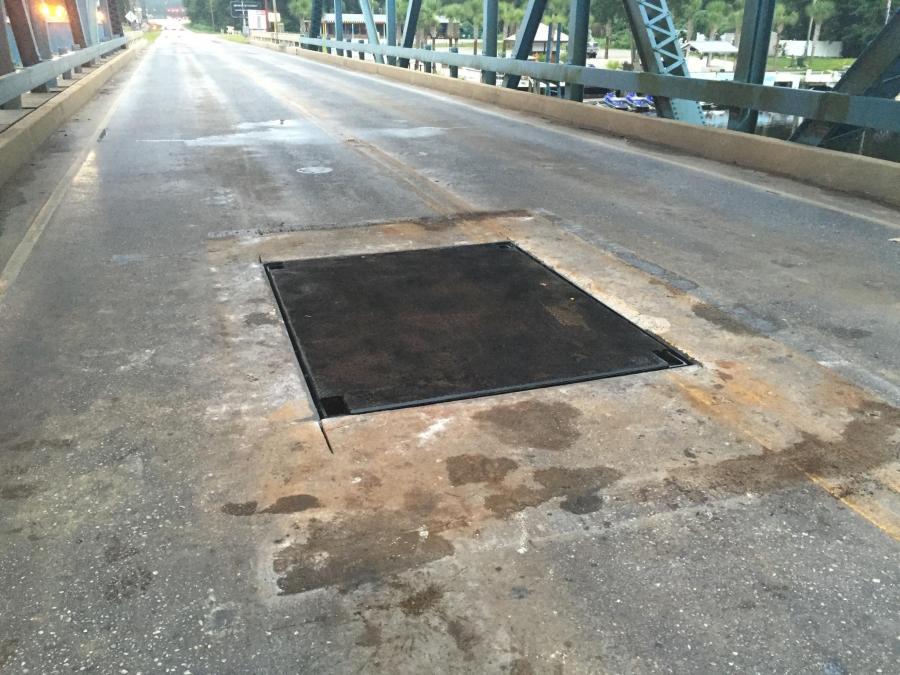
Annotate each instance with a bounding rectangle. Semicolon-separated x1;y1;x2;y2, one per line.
0;32;897;673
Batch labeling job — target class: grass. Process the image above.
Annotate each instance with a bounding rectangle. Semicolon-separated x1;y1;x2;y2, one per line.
143;29;162;43
766;56;855;71
221;34;249;44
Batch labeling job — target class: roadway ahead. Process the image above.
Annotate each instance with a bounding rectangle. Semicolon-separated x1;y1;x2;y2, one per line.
0;32;897;673
141;34;900;401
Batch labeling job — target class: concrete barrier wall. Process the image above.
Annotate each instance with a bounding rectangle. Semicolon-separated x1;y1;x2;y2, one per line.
258;41;900;208
0;39;146;189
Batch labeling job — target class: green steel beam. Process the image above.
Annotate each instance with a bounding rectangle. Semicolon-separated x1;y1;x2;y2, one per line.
621;0;704;124
791;10;900;152
728;0;776;132
398;0;421;68
297;37;900;133
333;0;344;56
386;0;396;65
358;0;384;64
565;0;589;101
502;0;547;88
309;0;323;41
481;0;498;85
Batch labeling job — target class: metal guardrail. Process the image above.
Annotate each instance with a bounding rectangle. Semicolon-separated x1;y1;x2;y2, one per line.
0;35;132;107
252;32;900;134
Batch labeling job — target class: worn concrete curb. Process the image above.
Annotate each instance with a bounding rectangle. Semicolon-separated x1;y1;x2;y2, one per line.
256;40;900;207
0;39;146;188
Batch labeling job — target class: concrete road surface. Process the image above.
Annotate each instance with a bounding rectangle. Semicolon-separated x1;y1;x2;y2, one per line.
0;32;897;674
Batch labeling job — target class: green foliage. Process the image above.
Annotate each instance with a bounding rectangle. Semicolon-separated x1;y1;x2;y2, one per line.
767;55;853;70
178;0;891;57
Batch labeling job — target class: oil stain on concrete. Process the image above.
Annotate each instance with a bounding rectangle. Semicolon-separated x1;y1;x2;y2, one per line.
484;465;623;517
221;494;320;516
273;511;455;594
473;400;582;451
445;454;518;486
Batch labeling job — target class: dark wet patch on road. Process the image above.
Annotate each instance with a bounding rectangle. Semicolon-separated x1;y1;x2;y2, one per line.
692;303;757;336
260;494;320;513
474;400;582;451
510;658;536;675
398;584;444;615
446;618;480;658
222;501;258;516
103;566;154;602
103;536;139;564
637;400;900;507
2;438;74;453
243;311;279;327
445;454;518;486
273;511;454;594
222;494;320;516
484;465;623;518
0;639;17;668
0;482;39;500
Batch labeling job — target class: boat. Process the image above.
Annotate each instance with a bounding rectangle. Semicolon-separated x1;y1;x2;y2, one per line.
625;92;655;112
602;91;630;111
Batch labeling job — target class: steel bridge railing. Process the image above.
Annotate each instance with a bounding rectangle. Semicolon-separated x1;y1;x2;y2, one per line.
250;31;900;136
0;32;141;109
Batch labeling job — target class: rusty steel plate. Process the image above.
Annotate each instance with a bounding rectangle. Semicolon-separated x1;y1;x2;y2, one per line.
266;242;689;417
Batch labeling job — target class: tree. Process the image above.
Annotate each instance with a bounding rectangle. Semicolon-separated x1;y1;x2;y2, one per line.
442;2;466;46
804;0;835;57
590;0;622;58
698;0;732;39
809;0;835;55
498;1;523;53
418;0;441;48
289;0;312;32
772;1;799;55
463;0;480;54
677;0;705;42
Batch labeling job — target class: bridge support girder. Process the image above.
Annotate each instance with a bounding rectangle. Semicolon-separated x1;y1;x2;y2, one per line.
385;0;396;65
481;0;498;84
359;0;384;64
6;0;41;66
502;0;547;89
63;0;88;48
621;0;704;124
790;10;900;155
332;0;344;55
398;0;421;69
1;0;16;75
309;0;323;46
564;0;589;101
728;0;777;133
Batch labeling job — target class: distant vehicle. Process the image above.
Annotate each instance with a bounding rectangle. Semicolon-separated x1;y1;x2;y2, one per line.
586;40;599;58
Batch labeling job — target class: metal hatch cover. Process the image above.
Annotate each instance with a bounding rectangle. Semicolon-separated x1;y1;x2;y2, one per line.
266;242;689;418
